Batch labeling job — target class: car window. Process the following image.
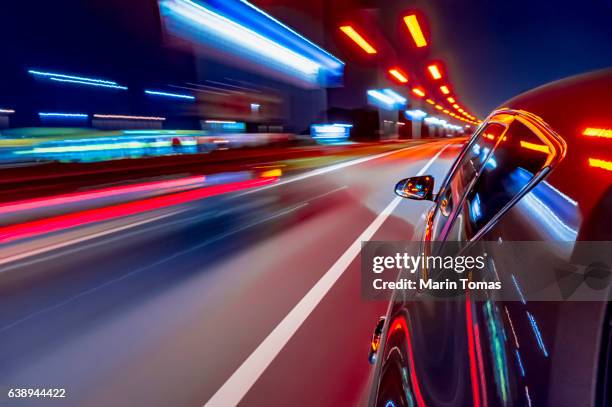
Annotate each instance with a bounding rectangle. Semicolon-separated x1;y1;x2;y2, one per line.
445;118;553;242
429;123;506;241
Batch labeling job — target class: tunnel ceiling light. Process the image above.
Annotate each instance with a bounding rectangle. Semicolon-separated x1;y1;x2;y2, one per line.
28;69;118;85
458;108;465;113
0;109;15;114
424;117;446;125
403;14;427;48
452;103;460;109
439;85;450;95
411;87;425;97
443;109;450;114
447;97;455;103
405;109;427;120
427;64;442;80
49;77;128;90
39;112;88;118
145;90;195;100
434;104;443;110
388;68;408;83
382;89;407;104
339;26;377;54
367;89;398;109
583;127;612;139
588;157;612;171
93;114;166;121
425;98;435;105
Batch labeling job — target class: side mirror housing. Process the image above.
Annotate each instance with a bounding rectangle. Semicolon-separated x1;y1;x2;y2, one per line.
394;175;435;201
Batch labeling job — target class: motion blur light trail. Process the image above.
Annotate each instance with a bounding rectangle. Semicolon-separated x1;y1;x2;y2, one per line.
0;175;207;216
0;176;277;244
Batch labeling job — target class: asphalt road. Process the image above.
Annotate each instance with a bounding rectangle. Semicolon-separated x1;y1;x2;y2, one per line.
0;140;462;407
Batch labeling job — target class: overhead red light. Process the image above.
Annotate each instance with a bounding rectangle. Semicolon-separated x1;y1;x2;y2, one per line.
452;103;460;109
589;158;612;171
447;97;455;103
403;15;428;48
439;85;450;95
583;128;612;139
427;64;442;80
412;87;426;97
425;98;435;105
339;26;377;54
388;68;409;83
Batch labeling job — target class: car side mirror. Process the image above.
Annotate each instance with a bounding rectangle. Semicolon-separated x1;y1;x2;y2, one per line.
394;175;435;201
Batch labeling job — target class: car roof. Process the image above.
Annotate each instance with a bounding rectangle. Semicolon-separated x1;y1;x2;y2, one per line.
492;69;612;221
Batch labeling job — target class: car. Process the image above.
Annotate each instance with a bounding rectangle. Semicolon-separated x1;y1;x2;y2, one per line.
368;69;612;406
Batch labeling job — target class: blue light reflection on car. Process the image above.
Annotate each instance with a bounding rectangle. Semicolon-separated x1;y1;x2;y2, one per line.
512;167;579;240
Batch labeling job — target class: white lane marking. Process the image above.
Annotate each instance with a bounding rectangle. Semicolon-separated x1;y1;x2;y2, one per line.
204;144;450;407
235;142;438;196
0;211;185;268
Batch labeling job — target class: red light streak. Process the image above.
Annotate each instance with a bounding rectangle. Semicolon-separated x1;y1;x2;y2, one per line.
388;316;426;407
466;294;482;407
0;177;277;244
0;176;207;216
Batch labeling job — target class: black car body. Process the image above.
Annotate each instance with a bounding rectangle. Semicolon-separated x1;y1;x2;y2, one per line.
370;70;612;407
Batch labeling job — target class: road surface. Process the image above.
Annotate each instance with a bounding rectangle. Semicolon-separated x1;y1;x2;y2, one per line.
0;140;462;406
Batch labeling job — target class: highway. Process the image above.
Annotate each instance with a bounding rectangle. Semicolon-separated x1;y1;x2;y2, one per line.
0;140;462;406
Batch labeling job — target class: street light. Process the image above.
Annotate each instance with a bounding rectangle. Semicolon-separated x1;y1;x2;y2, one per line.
339;26;377;54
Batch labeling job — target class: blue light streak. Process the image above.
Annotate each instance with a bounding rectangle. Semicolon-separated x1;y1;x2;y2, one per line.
311;124;351;144
160;0;336;86
527;311;549;357
367;90;396;110
511;274;527;304
28;69;118;85
514;349;526;377
237;0;343;68
145;90;196;100
469;193;482;221
381;89;407;105
39;112;88;118
405;109;427;120
49;77;128;90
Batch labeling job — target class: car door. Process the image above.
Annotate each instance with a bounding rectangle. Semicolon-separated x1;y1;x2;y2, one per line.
439;114;562;406
375;112;564;407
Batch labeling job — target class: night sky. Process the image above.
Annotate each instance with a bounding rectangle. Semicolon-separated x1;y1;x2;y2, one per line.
415;0;612;116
